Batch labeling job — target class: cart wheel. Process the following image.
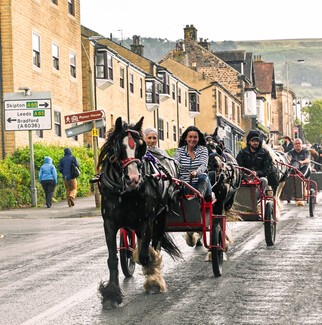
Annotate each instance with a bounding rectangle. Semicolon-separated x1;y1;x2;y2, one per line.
309;189;315;217
120;230;136;277
211;221;223;277
264;201;276;246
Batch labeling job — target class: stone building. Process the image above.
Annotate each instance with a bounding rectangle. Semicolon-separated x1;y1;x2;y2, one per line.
81;26;197;150
0;0;83;158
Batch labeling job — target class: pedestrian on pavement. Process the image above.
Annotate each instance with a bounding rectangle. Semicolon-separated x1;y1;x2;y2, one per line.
38;156;58;208
58;148;80;207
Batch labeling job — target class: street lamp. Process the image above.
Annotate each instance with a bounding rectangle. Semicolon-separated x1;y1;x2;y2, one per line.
82;35;107;208
295;97;311;141
285;59;305;138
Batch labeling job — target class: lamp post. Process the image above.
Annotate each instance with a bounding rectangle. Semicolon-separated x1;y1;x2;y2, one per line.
285;59;305;138
295;97;311;141
83;35;107;208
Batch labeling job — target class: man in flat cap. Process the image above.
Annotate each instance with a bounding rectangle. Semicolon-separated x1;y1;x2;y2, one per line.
236;130;273;193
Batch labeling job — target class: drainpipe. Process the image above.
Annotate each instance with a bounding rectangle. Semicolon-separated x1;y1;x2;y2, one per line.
0;13;5;159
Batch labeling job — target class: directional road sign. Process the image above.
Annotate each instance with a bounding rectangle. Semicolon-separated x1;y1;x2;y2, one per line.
4;91;52;131
65;119;106;138
64;110;105;124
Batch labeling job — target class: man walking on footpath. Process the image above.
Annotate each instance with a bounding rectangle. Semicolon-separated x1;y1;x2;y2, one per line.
58;148;80;207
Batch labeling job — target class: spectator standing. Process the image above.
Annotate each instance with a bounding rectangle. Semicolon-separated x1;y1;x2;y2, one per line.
58;148;80;207
38;156;58;208
282;136;294;153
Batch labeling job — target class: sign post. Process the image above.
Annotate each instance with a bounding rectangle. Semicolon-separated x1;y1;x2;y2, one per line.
4;89;52;207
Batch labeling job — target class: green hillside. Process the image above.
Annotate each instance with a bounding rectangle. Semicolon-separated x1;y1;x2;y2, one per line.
119;37;322;100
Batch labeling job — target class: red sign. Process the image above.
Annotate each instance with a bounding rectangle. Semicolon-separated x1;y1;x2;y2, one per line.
64;110;105;124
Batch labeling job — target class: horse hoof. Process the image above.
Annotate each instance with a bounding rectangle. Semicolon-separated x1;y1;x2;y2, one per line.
195;237;203;246
205;251;212;262
183;232;194;247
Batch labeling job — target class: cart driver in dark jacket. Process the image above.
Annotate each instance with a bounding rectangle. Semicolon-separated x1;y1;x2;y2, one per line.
236;130;273;194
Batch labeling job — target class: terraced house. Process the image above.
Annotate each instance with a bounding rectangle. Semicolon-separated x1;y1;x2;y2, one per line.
0;2;294;159
0;0;83;158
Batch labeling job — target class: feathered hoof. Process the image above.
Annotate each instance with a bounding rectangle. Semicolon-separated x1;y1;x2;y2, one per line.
204;250;227;262
144;274;167;293
296;200;305;206
183;232;194;247
183;232;202;247
98;281;124;308
205;250;212;262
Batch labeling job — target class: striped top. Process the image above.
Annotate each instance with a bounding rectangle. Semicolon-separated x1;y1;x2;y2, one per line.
174;145;209;186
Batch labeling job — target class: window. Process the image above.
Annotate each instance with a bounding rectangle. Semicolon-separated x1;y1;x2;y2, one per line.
158;119;164;140
189;92;200;112
68;0;75;16
224;96;228;115
69;52;76;78
166;122;169;139
129;73;134;93
172;84;176;100
218;91;222;113
178;88;182;104
185;91;188;107
96;51;113;80
35;130;43;138
54;111;61;136
99;123;106;139
140;78;143;98
145;80;159;104
52;43;59;70
157;71;170;95
120;67;125;88
32;32;40;68
173;125;177;142
232;102;236;121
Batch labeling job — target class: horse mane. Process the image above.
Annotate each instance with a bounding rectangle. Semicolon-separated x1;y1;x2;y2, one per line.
262;141;278;163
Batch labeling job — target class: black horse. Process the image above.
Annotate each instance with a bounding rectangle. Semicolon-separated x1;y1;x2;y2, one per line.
96;117;181;307
262;142;291;199
208;152;242;215
205;134;242;215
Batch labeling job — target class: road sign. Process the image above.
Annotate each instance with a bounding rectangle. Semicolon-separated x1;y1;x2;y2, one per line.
64;110;105;124
65;119;106;138
4;91;52;131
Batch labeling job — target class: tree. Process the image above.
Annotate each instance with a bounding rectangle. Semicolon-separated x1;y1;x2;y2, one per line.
302;100;322;144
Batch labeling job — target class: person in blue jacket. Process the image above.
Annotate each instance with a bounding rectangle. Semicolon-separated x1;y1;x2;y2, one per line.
39;156;58;208
58;148;80;207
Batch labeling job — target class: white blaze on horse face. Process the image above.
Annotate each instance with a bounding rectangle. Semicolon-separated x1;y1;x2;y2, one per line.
123;135;141;188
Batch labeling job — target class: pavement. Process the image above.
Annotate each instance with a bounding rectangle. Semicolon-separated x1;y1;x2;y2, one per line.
0;195;102;219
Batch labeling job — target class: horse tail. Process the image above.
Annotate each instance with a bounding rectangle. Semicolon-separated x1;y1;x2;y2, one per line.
159;232;182;260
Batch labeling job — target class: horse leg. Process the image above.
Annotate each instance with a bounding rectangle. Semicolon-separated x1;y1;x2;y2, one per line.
142;246;167;293
99;220;123;307
133;238;167;293
183;232;201;247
